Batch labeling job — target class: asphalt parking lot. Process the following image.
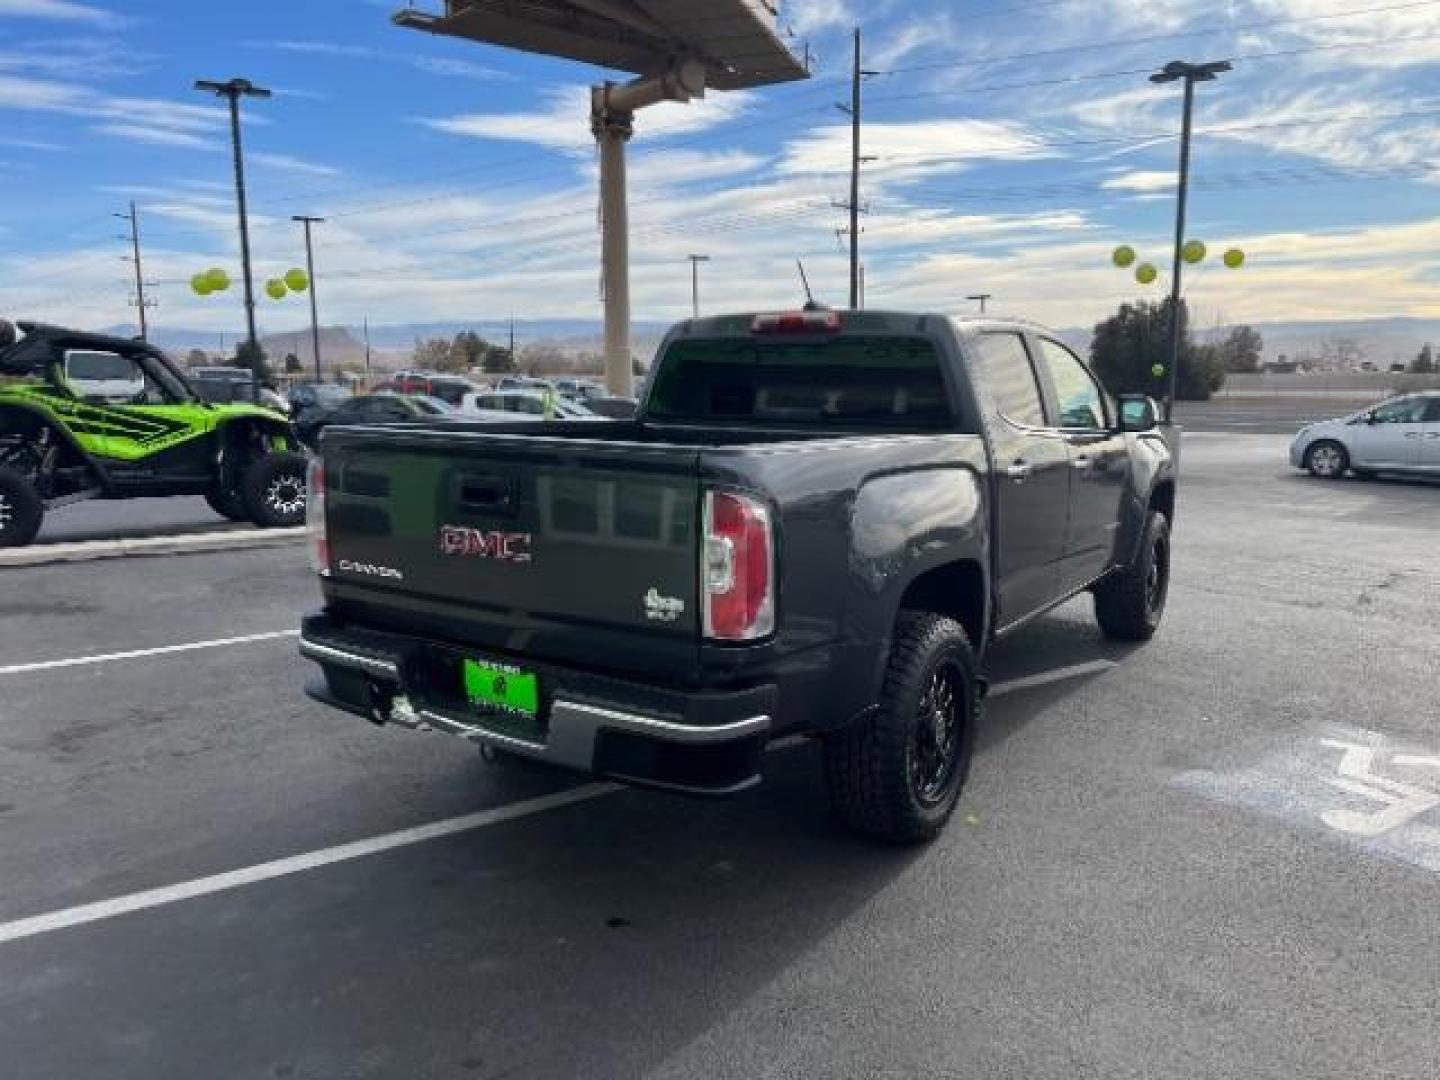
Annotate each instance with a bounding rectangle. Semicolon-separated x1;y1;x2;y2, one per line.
3;432;1439;1079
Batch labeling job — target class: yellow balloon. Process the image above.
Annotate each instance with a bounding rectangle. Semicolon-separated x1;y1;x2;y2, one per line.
1135;263;1158;285
190;273;212;296
1112;245;1136;268
284;267;309;293
265;278;287;300
1182;240;1207;265
205;267;230;292
1151;364;1166;378
1223;248;1246;269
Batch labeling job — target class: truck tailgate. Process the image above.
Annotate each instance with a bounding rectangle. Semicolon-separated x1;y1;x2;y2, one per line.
321;428;703;677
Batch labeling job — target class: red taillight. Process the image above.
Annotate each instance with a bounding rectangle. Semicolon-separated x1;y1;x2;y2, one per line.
307;457;330;576
751;310;841;335
702;490;774;641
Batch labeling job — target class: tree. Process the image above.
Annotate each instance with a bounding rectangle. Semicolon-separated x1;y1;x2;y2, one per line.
234;339;272;384
283;352;303;374
1218;325;1263;374
1319;336;1365;371
1413;343;1436;375
411;336;454;371
517;344;564;375
1089;297;1225;402
185;348;208;368
451;331;486;371
482;344;515;374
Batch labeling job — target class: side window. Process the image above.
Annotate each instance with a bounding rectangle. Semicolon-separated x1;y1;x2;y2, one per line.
970;333;1046;428
1424;398;1440;423
1037;339;1108;430
1371;398;1428;424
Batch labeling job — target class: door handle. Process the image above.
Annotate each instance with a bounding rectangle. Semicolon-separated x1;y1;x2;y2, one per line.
1005;460;1034;482
1072;455;1093;471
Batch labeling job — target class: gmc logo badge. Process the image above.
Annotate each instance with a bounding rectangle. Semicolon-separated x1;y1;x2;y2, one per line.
439;525;533;564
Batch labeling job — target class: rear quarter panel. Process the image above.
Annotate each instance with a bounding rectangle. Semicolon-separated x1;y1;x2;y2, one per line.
698;434;990;734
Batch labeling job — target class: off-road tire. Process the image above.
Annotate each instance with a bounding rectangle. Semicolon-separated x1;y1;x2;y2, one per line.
1304;440;1349;479
241;452;308;528
0;465;44;548
823;613;980;845
1093;510;1170;641
204;487;249;522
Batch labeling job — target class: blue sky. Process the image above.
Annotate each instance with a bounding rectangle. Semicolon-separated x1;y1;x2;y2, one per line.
2;0;1439;339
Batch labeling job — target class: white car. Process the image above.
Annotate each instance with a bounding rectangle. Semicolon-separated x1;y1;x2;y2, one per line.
1289;392;1440;479
460;389;603;420
64;348;145;403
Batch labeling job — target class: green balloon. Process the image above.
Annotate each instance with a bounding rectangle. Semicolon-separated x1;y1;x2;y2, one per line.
1151;364;1166;378
205;267;230;292
1182;240;1207;265
1135;263;1158;285
284;267;309;293
265;278;287;300
1112;245;1136;269
190;273;212;296
1223;248;1246;269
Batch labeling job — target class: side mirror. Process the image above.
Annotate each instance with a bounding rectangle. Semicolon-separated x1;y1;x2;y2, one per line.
1118;394;1159;432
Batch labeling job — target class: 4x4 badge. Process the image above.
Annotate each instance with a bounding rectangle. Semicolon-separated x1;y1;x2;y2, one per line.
644;588;685;623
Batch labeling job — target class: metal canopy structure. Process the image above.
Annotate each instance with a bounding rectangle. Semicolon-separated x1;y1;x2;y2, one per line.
394;1;808;90
394;1;809;395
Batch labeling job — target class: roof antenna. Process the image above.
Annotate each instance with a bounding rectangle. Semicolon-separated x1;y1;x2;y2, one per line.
796;259;827;311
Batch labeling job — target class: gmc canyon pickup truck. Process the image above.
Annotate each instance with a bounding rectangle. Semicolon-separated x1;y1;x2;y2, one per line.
300;310;1176;843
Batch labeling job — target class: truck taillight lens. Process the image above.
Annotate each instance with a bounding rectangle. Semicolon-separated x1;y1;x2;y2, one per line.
307;457;330;576
702;490;774;641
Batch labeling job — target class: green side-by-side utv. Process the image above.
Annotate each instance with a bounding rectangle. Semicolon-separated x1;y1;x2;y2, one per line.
0;320;307;547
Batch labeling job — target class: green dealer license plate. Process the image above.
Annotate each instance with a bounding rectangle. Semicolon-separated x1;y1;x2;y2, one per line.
463;658;539;719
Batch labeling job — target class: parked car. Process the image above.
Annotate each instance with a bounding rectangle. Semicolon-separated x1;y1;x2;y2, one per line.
585;396;639;419
64;348;146;404
0;320;304;545
553;378;606;402
288;383;352;414
300;309;1177;843
294;392;455;449
190;366;288;413
496;375;554;391
461;389;601;419
1290;392;1440;478
388;373;477;407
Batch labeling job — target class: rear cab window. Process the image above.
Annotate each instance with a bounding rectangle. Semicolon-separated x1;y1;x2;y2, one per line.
646;335;963;432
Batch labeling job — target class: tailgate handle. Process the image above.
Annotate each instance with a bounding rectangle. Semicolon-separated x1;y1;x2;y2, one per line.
457;474;516;513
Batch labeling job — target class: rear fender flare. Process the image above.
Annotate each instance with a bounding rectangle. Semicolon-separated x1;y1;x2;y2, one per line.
0;401;109;487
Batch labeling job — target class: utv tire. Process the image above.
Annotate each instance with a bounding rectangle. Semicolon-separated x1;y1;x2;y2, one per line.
204;487;249;522
241;452;308;528
1093;510;1170;642
0;465;44;548
823;613;980;845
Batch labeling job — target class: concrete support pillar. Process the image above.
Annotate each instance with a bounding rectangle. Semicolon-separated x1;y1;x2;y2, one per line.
592;103;634;398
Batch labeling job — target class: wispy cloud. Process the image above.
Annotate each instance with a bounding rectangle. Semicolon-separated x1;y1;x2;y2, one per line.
91;123;220;150
410;56;512;82
250;152;340;178
422;85;755;152
0;0;119;26
257;39;376;59
0;135;66;151
1103;170;1177;192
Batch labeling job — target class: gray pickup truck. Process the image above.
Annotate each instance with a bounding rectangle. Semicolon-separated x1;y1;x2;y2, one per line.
300;310;1177;843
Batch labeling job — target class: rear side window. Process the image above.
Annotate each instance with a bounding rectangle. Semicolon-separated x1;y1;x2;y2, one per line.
969;333;1045;428
66;351;137;381
647;336;958;431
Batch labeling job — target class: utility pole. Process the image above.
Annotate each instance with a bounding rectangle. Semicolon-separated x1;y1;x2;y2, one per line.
967;293;993;315
292;215;325;382
687;254;710;319
1149;59;1230;421
196;77;271;403
115;201;153;340
508;314;516;363
363;316;371;383
847;28;862;310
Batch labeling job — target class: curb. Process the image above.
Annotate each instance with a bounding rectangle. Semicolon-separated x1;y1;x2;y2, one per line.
0;527;306;568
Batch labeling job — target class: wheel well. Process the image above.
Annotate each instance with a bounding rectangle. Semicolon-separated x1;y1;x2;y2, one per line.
1149;479;1175;524
897;561;987;649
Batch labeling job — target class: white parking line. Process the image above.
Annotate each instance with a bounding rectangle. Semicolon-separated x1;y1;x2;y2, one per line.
989;660;1117;697
0;658;1118;947
0;630;300;676
0;784;618;947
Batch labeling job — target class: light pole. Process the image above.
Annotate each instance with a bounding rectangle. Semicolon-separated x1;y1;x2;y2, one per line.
1150;59;1230;421
966;293;993;315
687;254;710;319
292;215;325;382
196;77;271;403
